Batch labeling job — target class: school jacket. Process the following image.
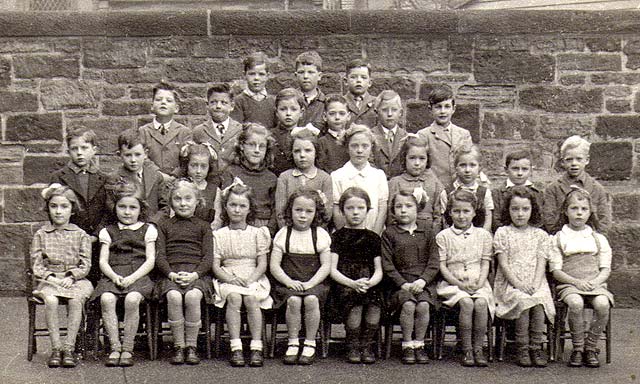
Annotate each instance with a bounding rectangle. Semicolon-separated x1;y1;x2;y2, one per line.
371;125;408;178
417;122;473;187
138;121;192;175
192;118;243;172
300;88;327;133
345;92;378;129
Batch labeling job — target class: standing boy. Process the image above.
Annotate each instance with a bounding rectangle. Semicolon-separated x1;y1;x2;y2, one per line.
371;90;408;178
231;51;277;129
295;51;326;132
138;81;192;175
344;59;377;129
417;84;473;187
317;94;351;174
543;136;612;234
192;83;243;172
491;150;544;232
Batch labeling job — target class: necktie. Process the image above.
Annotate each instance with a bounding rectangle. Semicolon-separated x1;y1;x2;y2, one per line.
355;96;362;109
386;130;394;145
137;171;143;183
218;124;225;137
159;124;167;135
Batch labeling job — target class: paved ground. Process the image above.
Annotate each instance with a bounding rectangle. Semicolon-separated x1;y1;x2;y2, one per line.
1;297;638;384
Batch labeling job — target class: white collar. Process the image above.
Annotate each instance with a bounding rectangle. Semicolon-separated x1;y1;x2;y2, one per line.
244;88;268;99
327;129;342;140
561;224;593;237
506;178;533;188
382;125;398;135
450;225;474;237
453;179;479;192
153;119;173;129
292;167;318;179
117;222;145;231
343;161;372;178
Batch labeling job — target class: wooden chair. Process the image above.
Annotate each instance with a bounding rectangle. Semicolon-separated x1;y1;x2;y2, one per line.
433;305;495;362
212;304;268;358
268;305;325;358
494;316;555;362
382;309;434;360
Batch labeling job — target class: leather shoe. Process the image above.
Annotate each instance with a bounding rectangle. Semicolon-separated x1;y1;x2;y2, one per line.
361;345;376;364
517;348;532;367
346;347;361;364
461;350;475;367
184;346;200;365
583;350;600;368
283;345;298;365
415;347;429;364
47;350;62;368
474;349;488;367
249;349;263;367
170;346;185;365
61;349;77;368
298;345;316;366
119;352;134;367
530;349;548;367
230;349;245;367
568;349;583;367
401;347;415;365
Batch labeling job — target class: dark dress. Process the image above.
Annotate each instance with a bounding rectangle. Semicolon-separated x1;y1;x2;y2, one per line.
154;216;214;302
194;178;220;224
272;226;330;309
92;223;155;300
328;228;383;321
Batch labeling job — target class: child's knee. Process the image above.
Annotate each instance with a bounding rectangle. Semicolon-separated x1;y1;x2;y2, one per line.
303;295;319;309
458;298;474;312
286;296;302;311
43;295;59;307
564;295;584;312
124;293;142;309
243;295;259;308
166;290;182;304
401;301;416;314
100;293;117;307
184;289;203;307
591;296;610;314
415;302;430;316
474;298;488;310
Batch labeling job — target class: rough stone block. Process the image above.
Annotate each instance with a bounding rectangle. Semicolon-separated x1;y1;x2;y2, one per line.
0;57;10;87
585;37;621;52
0;39;51;53
592;72;640;85
482;112;538;141
165;59;241;83
23;156;68;185
103;66;166;84
54;39;81;54
0;146;25;185
103;86;126;99
605;99;631;114
266;76;298;95
559;74;586;86
228;36;279;58
3;188;48;223
474;51;554;84
586;141;632;180
0;91;38;113
607;269;640;308
179;98;207;116
0;224;34;261
449;35;472;73
539;115;594;139
13;54;79;78
40;80;99;110
351;10;457;35
84;39;147;69
557;53;621;71
67;118;134;154
604;86;632;98
405;101;430;133
150;37;194;57
369;76;417;101
192;38;229;58
623;38;640;54
319;74;343;94
454;104;481;143
6;113;63;142
365;37;449;73
455;85;517;108
625;55;640;70
102;100;151;116
0;258;27;293
612;192;640;221
595;115;640;138
211;10;350;36
520;86;602;113
423;74;470;84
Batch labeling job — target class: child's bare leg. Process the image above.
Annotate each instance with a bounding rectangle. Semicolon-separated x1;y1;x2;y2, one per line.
301;295;320;357
122;292;143;354
65;298;84;350
564;294;585;352
43;295;61;350
361;304;381;361
346;305;363;347
399;301;416;343
414;302;430;342
515;308;530;351
184;289;203;349
458;298;474;351
285;296;302;341
585;295;610;352
100;293;121;353
472;298;488;350
226;293;242;342
529;305;546;349
244;295;262;341
166;290;185;348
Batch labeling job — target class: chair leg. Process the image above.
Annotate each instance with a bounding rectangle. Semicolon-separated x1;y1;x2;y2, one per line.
204;306;212;360
269;311;277;358
376;324;383;358
214;309;223;359
384;323;392;360
321;320;330;359
487;319;494;363
496;323;505;362
548;321;555;362
605;310;612;364
145;302;155;360
152;303;159;361
27;301;36;361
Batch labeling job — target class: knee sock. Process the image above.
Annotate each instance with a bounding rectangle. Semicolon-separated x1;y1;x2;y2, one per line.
585;310;609;351
515;311;530;350
459;325;473;352
230;338;242;352
122;306;141;353
250;339;263;351
169;318;185;348
345;325;360;350
184;320;201;348
529;305;546;349
361;322;379;348
568;310;585;351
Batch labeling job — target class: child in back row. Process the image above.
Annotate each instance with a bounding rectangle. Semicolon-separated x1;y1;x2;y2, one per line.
231;52;277;129
382;188;439;365
332;124;388;235
275;128;332;229
543;135;612;234
192;83;243;171
493;186;554;368
32;185;93;368
93;182;157;367
344;59;377;129
371;90;408;179
491;150;544;233
388;134;444;233
417;84;473;187
549;188;613;368
316;94;351;174
270;189;332;365
330;187;383;364
271;88;313;176
440;144;493;233
437;189;495;367
295;51;327;132
137;81;192;176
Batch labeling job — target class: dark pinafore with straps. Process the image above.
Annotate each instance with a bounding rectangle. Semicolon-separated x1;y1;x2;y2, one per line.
272;226;330;309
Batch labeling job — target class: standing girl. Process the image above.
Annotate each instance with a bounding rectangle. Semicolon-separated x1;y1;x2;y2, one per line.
549;188;613;368
174;142;222;227
493;186;555;367
93;183;157;367
212;181;272;367
388;134;444;233
382;188;439;365
221;123;277;234
270;188;331;365
155;179;214;365
330;187;383;364
275;128;332;228
437;189;495;367
31;184;93;368
331;124;388;234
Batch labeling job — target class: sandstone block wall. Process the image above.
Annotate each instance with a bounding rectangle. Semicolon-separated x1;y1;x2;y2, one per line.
0;10;638;306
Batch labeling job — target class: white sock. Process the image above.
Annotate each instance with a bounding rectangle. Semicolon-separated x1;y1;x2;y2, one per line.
401;341;414;349
301;339;316;357
413;340;425;349
250;339;263;351
285;339;299;356
230;338;242;352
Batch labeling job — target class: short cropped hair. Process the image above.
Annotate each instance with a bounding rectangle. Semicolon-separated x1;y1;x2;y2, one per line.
152;80;180;103
375;89;402;110
66;127;98;147
428;84;455;107
345;58;371;77
295;51;323;71
243;52;270;73
276;88;305;109
505;150;532;168
454;144;482;166
560;135;590;157
324;93;348;112
206;82;233;101
117;129;146;151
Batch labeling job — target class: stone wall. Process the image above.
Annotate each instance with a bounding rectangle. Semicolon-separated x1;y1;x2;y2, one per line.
0;10;638;306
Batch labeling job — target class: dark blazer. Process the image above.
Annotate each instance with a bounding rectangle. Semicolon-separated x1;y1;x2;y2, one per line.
371;125;408;179
345;91;378;129
192;118;243;172
138;120;192;175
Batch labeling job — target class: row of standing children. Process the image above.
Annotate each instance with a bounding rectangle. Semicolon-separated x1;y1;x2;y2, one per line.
32;49;613;371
